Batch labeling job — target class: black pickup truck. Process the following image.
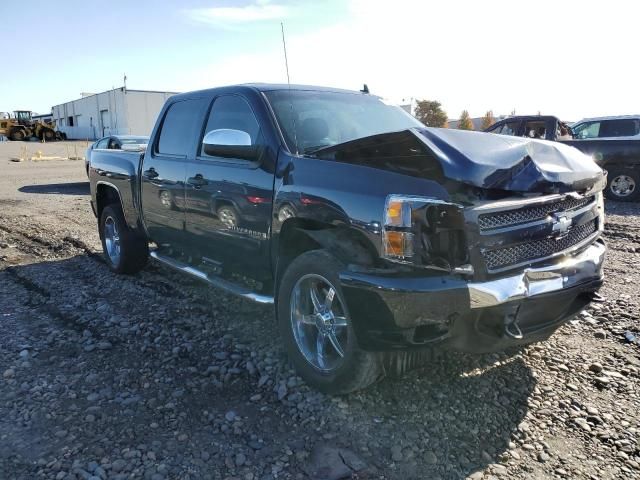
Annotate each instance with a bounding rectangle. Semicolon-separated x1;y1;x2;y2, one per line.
485;115;640;201
88;84;607;393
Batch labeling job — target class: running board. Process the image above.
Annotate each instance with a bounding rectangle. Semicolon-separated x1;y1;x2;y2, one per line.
149;251;274;305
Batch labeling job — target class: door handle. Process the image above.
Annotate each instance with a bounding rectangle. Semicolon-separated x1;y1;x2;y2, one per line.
143;167;159;179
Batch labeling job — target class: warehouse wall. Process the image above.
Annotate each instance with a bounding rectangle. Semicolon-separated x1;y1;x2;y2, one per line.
125;91;175;136
52;88;176;140
52;89;127;140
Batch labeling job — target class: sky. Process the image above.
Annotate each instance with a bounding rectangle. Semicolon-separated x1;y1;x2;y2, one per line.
2;0;639;121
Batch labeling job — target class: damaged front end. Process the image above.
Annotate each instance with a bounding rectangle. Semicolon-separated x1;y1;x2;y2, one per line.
327;127;606;352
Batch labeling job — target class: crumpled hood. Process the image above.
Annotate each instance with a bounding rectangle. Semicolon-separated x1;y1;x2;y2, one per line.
315;127;606;194
414;127;605;193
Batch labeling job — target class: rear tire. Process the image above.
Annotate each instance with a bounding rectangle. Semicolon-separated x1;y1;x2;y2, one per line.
99;204;148;274
605;167;639;202
217;205;239;228
277;250;382;394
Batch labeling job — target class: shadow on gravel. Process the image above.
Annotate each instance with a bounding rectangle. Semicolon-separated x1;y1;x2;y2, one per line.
350;353;535;478
18;182;89;195
605;200;640;217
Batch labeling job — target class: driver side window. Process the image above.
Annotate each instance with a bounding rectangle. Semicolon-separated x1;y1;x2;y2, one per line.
573;122;600;139
200;95;261;159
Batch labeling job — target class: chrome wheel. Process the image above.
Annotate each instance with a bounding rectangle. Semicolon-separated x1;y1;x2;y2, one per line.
218;207;238;228
103;216;121;265
610;175;636;197
159;190;172;208
290;274;348;372
278;204;296;222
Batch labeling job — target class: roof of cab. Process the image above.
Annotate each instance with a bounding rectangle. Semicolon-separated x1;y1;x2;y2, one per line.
171;83;370;101
573;114;640;124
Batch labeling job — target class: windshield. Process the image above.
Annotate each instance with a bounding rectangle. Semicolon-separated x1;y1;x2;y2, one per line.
120;137;148;145
264;90;423;154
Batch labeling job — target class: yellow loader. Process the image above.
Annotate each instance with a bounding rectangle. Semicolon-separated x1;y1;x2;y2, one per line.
0;111;61;141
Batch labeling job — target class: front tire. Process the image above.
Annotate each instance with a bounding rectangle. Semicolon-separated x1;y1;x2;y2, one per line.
99;204;148;274
605;167;639;202
277;250;382;394
10;129;25;141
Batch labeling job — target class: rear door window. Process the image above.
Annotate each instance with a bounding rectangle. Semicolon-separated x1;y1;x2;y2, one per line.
157;99;206;156
598;119;639;137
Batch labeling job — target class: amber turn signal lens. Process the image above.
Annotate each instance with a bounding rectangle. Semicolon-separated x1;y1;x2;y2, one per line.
386;200;403;225
384;231;413;258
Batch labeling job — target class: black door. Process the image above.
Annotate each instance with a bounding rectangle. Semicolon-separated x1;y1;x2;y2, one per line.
184;94;274;280
140;98;206;248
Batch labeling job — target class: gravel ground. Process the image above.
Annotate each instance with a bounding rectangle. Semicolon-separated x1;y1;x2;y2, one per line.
0;144;638;480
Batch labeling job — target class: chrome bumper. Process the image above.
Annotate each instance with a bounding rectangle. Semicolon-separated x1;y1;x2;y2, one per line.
468;240;605;309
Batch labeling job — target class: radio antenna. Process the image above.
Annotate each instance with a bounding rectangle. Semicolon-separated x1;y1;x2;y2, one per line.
281;22;298;155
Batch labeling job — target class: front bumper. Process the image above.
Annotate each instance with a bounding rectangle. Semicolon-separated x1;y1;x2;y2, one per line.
340;239;605;352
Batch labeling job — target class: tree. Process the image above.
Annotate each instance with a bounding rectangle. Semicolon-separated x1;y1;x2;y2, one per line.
414;100;448;128
480;110;495;130
458;110;474;130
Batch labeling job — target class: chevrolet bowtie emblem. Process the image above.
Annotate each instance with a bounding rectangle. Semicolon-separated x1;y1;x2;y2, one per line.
552;215;572;236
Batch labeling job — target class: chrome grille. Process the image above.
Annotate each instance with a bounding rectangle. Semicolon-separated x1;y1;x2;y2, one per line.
482;219;598;271
478;196;594;231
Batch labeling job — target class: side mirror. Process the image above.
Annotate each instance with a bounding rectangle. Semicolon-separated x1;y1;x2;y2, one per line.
202;129;258;161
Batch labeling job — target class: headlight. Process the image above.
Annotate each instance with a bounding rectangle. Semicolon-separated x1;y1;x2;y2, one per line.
382;195;469;270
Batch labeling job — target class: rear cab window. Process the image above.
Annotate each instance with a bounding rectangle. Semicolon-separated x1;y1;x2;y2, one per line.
599;119;639;137
523;120;547;139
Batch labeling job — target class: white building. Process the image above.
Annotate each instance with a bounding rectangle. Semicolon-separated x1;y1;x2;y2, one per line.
52;87;178;140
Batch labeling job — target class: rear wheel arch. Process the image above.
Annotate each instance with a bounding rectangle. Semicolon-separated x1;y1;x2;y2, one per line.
95;183;124;220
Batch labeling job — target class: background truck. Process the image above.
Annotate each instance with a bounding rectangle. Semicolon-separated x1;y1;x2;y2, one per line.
0;110;62;141
88;84;607;393
485;115;640;201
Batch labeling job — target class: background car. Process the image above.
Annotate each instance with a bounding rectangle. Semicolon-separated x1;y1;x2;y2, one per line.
485;115;640;201
86;135;149;175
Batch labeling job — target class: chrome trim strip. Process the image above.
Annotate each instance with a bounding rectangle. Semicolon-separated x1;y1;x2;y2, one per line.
149;251;274;305
468;240;605;309
470;192;591;214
